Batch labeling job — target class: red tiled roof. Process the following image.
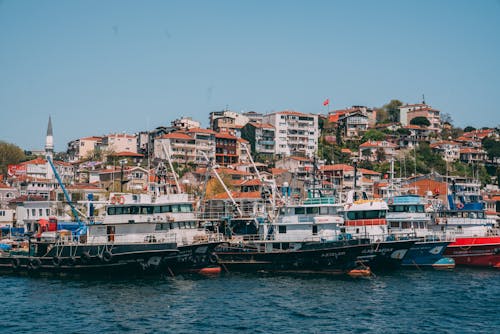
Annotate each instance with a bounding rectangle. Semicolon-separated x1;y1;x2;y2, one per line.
159;132;194;140
359;141;396;148
359;168;381;175
270;168;288;175
111;151;144;157
215;132;238;140
208;191;262;200
320;164;354;172
9;195;46;203
187;128;216;135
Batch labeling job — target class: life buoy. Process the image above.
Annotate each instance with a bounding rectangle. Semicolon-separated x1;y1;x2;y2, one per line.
52;256;62;267
11;258;20;270
111;196;117;204
119;196;125;204
457;203;464;209
29;258;41;270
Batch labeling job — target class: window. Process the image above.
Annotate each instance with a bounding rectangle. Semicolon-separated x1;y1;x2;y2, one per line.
278;225;287;234
312;225;318;235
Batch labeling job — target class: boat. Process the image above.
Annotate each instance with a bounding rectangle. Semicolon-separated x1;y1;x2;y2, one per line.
340;191;417;270
0;154;223;276
215;196;372;275
430;180;500;268
385;194;455;269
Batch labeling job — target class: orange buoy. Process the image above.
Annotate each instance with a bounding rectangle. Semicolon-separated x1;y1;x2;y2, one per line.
197;266;222;275
347;268;371;277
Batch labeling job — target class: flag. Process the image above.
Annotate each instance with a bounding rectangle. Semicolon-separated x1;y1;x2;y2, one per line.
323;98;329;106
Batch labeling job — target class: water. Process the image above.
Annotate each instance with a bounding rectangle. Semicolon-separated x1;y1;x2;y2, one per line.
0;268;498;334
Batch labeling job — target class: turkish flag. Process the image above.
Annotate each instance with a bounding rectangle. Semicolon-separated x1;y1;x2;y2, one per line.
323;98;329;106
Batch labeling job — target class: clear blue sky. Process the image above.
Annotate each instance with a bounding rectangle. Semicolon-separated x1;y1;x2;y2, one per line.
1;0;499;152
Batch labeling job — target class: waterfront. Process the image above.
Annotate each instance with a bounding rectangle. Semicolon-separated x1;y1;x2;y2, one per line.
1;269;498;333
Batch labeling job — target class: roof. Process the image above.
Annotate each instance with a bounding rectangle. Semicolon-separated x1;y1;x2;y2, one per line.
187;128;216;135
215;132;238;140
80;136;103;141
358;168;381;175
159;132;194;140
320;164;354;172
359;141;397;148
341;148;353;154
9;195;47;203
110;151;145;157
460;148;485;154
208;191;262;200
270;168;288;175
233;179;262;187
248;122;275;129
66;183;103;190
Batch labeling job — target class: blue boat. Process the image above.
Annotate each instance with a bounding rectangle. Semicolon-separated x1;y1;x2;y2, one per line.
385;195;455;269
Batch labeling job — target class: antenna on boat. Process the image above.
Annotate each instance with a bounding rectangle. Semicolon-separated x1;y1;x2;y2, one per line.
161;142;182;194
200;151;243;217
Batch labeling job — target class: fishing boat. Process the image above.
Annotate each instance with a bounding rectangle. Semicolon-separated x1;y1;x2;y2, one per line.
385;195;454;269
215;196;372;275
341;191;417;270
430;180;499;268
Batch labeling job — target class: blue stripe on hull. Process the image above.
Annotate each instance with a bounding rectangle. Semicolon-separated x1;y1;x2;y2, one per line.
402;241;451;267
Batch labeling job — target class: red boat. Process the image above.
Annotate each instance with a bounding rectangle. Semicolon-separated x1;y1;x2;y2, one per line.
444;236;500;268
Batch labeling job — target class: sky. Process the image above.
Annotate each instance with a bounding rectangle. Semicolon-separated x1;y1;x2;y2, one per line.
0;0;499;152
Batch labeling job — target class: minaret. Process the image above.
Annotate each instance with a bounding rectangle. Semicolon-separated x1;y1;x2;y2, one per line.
45;116;54;159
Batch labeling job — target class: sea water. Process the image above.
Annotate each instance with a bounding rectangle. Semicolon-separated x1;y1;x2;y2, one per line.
0;268;498;333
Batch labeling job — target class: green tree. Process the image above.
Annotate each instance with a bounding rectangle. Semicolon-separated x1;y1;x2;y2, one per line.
463;126;476;133
0;141;26;176
410;116;431;127
361;129;386;143
384;99;403;123
482;137;500;163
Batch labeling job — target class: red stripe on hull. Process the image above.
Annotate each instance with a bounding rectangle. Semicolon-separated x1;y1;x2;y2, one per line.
445;237;500;268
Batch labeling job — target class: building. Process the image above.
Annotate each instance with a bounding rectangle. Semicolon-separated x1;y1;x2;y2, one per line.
430;141;462;162
102;133;138;154
215;132;239;166
185;128;217;165
240;122;276;161
275;156;313;181
358;141;397;162
459;148;488;164
263;110;318;158
67;136;103;162
153;131;196;165
171;116;201;130
336;110;369;139
209;109;250;133
399;103;441;133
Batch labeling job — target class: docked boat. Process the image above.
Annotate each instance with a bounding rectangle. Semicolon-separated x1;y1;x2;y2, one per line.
429;181;499;268
385;194;454;269
341;191;417;270
215;196;372;275
0;192;223;276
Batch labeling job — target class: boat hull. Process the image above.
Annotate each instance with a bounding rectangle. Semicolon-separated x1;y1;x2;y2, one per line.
215;240;371;275
0;241;222;277
401;241;455;268
358;240;416;271
444;236;500;268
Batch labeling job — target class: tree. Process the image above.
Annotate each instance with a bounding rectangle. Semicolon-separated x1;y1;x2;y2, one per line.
463;126;476;133
410;116;431;127
441;112;453;125
384;99;403;123
482;137;500;163
361;129;386;143
0;141;26;176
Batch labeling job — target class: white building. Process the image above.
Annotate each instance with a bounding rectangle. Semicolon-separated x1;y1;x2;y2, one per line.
263;110;318;158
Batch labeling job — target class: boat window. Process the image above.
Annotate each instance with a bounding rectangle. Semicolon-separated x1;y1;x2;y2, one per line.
141;206;154;214
278;225;287;234
389;222;399;228
295;207;305;215
478;212;484;218
402;222;410;229
347;210;386;220
180;204;192;212
312;225;318;235
107;207;116;215
306;207;319;215
169;223;173;229
419;222;425;229
417;205;425;213
154;206;161;213
130;206;139;214
171;205;180;213
115;207;124;215
161;205;171;213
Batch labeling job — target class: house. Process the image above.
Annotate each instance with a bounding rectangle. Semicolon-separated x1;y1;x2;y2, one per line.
215;132;239;166
358;141;397;162
263;110;318;158
66;136;103;162
185;128;217;166
399;103;441;134
209;109;250;134
430;141;461;162
275;156;314;181
397;125;431;148
240;122;276;161
171;116;201;130
153;131;196;165
102;133;138;154
459;148;487;164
